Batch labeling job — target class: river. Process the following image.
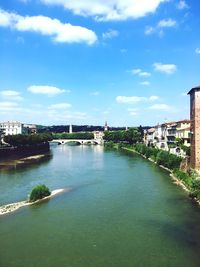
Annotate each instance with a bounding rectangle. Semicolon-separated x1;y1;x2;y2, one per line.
0;145;200;267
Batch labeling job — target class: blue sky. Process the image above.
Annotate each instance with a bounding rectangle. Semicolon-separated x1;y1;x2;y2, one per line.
0;0;200;126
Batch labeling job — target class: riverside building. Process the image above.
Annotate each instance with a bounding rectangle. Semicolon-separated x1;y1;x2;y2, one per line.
0;121;24;136
188;86;200;170
0;121;37;136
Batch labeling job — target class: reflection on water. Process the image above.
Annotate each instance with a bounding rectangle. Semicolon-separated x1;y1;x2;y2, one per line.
0;152;53;172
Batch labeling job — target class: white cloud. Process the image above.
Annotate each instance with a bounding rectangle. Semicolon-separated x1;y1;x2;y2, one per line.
0;90;23;101
27;85;67;96
48;103;72;109
127;108;138;116
116;95;159;104
120;49;127;53
195;48;200;54
0;8;97;45
157;18;177;28
90;91;100;96
145;18;176;36
177;1;189;10
132;69;142;75
48;110;87;121
149;103;172;111
153;62;177;74
116;96;146;104
149;95;159;101
40;0;167;21
0;101;21;112
131;69;151;77
145;26;155;35
140;81;150;86
139;72;151;77
102;29;119;39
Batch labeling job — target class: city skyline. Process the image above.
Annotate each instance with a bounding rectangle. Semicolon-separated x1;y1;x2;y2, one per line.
0;0;200;126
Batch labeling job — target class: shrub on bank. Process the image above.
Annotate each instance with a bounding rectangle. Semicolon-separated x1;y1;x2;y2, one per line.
134;144;182;170
173;169;200;201
29;184;51;202
190;179;200;200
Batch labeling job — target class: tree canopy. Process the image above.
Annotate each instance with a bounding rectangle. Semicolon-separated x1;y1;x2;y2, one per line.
104;128;143;144
4;133;52;147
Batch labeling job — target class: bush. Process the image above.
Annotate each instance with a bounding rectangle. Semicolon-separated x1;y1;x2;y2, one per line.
173;169;192;186
190;179;200;200
134;144;182;170
29;184;51;202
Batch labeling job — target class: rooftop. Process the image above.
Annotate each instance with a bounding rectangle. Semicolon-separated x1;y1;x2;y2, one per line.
187;86;200;95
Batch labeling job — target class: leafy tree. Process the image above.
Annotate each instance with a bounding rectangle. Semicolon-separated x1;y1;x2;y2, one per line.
104;127;142;144
53;132;94;140
4;133;53;147
29;184;51;202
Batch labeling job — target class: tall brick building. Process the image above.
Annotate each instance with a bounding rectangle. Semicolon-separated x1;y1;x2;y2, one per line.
188;86;200;170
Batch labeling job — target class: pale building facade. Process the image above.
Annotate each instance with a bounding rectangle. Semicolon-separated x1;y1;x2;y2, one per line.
0;121;37;136
144;119;191;157
93;131;104;140
0;121;24;136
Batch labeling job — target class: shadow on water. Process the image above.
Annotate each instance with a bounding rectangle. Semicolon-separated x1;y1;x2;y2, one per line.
0;152;53;173
140;216;200;249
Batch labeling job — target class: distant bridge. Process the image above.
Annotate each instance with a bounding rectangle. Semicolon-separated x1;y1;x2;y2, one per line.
50;139;103;145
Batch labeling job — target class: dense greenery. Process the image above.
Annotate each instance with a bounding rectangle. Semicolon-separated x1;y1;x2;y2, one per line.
4;133;52;147
29;184;51;202
52;132;94;140
104;128;143;144
37;124;130;133
134;143;182;170
173;169;200;201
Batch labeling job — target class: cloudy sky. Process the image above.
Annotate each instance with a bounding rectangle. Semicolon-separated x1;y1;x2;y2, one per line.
0;0;199;126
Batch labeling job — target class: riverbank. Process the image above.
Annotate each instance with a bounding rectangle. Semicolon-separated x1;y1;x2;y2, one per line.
0;153;52;170
0;188;69;216
120;146;200;206
0;142;50;159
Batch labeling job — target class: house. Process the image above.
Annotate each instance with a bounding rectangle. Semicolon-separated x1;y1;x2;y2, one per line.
0;121;25;136
0;121;37;136
144;119;191;157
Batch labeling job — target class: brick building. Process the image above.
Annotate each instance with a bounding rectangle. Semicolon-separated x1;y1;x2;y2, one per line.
188;86;200;170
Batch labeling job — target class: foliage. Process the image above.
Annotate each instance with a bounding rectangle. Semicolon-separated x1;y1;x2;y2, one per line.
4;133;52;147
180;145;191;156
173;169;193;186
134;144;182;170
104;141;115;148
52;132;94;140
29;184;51;202
190;179;200;200
175;138;184;147
173;169;200;201
104;128;142;144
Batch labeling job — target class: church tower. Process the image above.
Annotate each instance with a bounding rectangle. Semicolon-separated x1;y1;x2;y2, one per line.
104;121;108;131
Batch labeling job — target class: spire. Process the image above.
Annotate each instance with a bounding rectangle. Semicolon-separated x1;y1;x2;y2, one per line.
104;121;108;131
69;124;73;134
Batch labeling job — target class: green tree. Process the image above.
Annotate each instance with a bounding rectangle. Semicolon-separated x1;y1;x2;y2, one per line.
29;184;51;202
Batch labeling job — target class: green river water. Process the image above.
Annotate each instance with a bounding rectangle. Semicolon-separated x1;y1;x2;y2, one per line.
0;145;200;267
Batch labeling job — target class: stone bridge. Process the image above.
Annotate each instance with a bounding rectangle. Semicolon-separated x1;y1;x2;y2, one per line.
50;139;103;145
